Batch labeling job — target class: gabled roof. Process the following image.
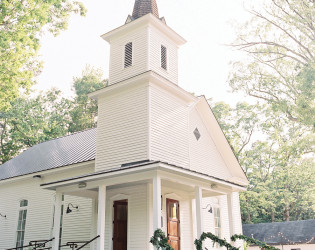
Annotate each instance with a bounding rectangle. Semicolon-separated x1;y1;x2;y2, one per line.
0;128;96;181
132;0;159;20
243;220;315;245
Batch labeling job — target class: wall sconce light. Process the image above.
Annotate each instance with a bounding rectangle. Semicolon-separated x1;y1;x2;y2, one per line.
78;182;87;188
0;213;6;219
33;175;42;179
203;204;213;213
66;203;79;214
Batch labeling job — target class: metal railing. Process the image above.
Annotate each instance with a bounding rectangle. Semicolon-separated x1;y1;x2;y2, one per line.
6;238;54;250
6;235;99;250
61;235;100;250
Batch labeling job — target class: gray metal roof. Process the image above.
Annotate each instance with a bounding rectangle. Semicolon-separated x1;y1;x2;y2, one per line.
0;128;96;181
243;220;315;245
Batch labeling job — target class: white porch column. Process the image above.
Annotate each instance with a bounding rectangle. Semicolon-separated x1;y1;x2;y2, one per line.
97;185;106;250
52;191;62;250
227;193;235;237
227;192;243;248
153;175;161;230
195;186;204;239
90;198;97;250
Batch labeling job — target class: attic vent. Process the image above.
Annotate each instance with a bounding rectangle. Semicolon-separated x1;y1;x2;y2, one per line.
194;128;201;141
161;45;167;70
124;42;133;68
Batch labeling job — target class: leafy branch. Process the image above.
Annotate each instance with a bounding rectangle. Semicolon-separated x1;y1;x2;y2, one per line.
150;229;174;250
231;234;280;250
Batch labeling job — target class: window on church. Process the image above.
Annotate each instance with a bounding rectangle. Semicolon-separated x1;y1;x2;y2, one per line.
214;207;221;246
124;42;133;68
194;128;201;141
161;45;167;70
16;200;28;249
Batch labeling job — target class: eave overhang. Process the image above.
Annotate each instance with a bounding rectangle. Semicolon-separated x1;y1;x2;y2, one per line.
88;70;198;104
41;161;247;191
101;13;186;46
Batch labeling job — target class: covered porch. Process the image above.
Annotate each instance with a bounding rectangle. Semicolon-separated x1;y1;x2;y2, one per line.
42;161;245;250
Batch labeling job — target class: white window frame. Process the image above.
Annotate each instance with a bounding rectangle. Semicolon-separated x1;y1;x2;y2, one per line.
50;194;65;249
15;199;28;249
213;206;222;248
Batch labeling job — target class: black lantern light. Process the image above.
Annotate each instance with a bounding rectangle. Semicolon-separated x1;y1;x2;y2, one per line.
66;203;79;214
203;204;213;213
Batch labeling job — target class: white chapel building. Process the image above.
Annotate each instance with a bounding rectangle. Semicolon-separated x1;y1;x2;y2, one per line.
0;0;248;249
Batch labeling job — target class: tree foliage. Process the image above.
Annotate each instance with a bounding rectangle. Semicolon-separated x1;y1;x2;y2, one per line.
0;66;106;165
229;0;314;129
212;101;315;223
69;66;108;133
0;0;86;111
222;0;315;223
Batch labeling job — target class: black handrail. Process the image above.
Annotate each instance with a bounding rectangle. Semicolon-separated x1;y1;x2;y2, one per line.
76;235;100;250
6;246;27;250
30;237;55;250
6;238;54;250
64;235;100;250
7;236;99;250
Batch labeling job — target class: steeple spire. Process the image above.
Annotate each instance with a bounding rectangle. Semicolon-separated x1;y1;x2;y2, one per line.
132;0;159;20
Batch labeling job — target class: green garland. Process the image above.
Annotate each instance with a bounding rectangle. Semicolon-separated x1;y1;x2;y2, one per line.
150;229;174;250
194;232;239;250
150;229;280;250
231;234;280;250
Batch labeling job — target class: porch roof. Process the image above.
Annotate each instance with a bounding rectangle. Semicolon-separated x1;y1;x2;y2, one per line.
41;160;247;191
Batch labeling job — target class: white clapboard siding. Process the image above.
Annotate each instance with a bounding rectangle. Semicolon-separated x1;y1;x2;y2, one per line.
0;166;94;250
202;197;214;249
104;184;149;250
109;27;148;85
95;85;149;172
202;196;231;250
189;107;232;180
149;84;190;168
148;26;179;84
0;179;54;250
61;196;93;249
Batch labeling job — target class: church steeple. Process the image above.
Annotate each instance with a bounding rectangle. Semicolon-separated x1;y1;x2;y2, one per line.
102;0;186;85
132;0;159;20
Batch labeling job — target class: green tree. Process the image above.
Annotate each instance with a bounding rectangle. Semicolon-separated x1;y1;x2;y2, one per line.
0;0;86;111
0;89;72;164
229;0;315;129
212;102;315;223
211;101;262;159
225;0;314;223
69;65;108;133
0;66;108;164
